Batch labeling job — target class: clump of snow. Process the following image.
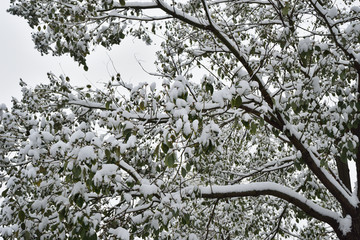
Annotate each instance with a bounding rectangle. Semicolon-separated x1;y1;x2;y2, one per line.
183;122;192;136
298;38;313;53
192;120;199;132
140;179;158;197
237;80;250;95
29;130;41;146
78;146;96;161
41;131;54;143
0;226;13;237
176;98;187;108
212;88;232;107
189;233;198;240
50;140;68;156
312;77;321;93
166;102;175;111
327;7;338;18
0;103;6;120
69;130;85;143
175;119;183;133
351;6;360;13
131;214;142;224
91;137;102;147
28;149;40;160
32;198;48;210
123;121;134;130
210;121;221;134
54;196;70;206
85;132;95;142
150;82;156;92
236;68;248;78
338;215;352;235
25;163;37;178
126;135;137;148
109;227;129;240
71;182;86;195
151;219;159;230
123;193;132;203
38;217;49;232
93;164;118;185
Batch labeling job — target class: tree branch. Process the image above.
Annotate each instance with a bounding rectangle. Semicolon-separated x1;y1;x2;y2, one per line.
199;182;340;229
285;125;356;213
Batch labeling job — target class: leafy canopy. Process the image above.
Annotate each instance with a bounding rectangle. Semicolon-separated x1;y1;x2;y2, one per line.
2;0;360;239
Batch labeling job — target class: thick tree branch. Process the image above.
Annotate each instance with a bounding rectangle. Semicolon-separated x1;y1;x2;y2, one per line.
199;182;340;230
285;126;356;213
156;0;209;29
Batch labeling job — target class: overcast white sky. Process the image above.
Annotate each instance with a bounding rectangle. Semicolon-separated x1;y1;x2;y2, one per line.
0;1;159;108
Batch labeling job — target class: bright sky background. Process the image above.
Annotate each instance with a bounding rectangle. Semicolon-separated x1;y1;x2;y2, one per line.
0;1;159;108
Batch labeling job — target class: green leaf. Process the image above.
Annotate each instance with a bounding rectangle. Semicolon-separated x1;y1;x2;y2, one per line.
51;223;59;231
88;233;98;240
250;122;257;134
340;149;347;163
59;208;66;221
1;188;8;197
153;144;160;157
181;167;187;178
105;101;111;110
165;152;176;168
241;120;250;129
182;213;190;225
232;96;242;108
259;118;264;127
123;128;132;141
204;140;215;154
217;68;222;77
205;83;214;95
282;2;291;16
139;101;145;110
105;149;111;160
115;147;121;157
272;128;280;137
291;102;300;114
347;141;354;152
24;231;32;240
19;210;26;222
250;47;256;55
75;195;85;208
279;40;287;49
300;52;308;65
186;162;191;171
161;142;169;153
73;166;82;178
340;70;347;80
39;166;46;174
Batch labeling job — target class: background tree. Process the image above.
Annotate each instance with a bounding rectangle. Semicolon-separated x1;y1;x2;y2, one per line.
1;0;360;239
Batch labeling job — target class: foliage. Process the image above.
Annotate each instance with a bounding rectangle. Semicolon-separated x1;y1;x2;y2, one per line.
2;0;360;239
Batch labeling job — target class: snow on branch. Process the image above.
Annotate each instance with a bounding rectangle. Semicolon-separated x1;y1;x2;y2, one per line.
199;182;340;227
